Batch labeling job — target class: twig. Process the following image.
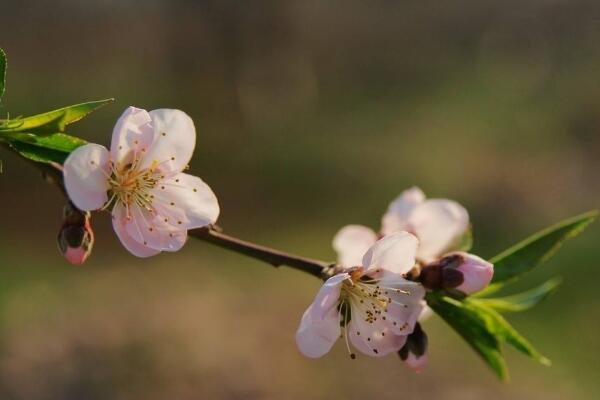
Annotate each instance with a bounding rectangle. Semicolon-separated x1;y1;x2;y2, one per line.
18;154;334;280
189;226;333;279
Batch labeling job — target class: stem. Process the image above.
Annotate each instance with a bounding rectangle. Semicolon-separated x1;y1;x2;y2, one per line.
27;158;334;280
189;226;333;280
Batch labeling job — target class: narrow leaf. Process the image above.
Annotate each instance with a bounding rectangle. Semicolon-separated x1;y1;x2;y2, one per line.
474;278;562;313
2;132;86;164
427;293;509;380
486;211;597;292
0;98;113;133
464;298;551;366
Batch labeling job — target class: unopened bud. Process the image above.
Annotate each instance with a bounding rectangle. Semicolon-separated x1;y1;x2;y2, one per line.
419;252;493;295
57;202;94;265
398;323;428;372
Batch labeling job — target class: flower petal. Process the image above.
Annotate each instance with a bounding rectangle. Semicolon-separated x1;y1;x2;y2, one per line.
378;276;425;335
408;199;469;262
151;173;220;228
381;187;425;236
63;144;110;211
295;274;346;358
332;225;378;267
139;109;196;173
110;106;154;163
123;205;188;252
362;232;419;276
454;252;494;295
348;316;407;357
111;203;161;258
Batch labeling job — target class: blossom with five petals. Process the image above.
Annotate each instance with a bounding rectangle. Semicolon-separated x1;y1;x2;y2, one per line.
63;107;220;257
332;187;492;296
332;187;493;370
296;232;425;359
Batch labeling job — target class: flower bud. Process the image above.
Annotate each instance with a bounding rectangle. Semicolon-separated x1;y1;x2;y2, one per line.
398;323;428;372
57;202;94;265
454;253;494;294
419;252;493;295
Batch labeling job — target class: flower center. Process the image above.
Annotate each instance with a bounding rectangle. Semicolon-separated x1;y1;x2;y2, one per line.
340;277;390;324
104;156;163;212
337;270;413;359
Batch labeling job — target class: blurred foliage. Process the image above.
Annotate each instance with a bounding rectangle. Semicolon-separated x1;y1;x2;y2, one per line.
0;0;599;399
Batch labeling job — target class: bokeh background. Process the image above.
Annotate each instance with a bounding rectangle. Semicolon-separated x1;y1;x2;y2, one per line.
1;1;599;399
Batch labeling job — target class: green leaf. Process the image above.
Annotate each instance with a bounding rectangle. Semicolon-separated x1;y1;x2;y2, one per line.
474;278;562;313
427;293;508;380
2;132;86;164
428;292;551;380
464;298;551;366
484;211;597;293
0;98;113;134
0;48;6;101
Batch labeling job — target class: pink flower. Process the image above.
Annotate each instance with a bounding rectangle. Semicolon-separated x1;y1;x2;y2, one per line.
296;232;425;358
332;187;492;295
63;107;220;257
334;187;469;265
331;187;493;371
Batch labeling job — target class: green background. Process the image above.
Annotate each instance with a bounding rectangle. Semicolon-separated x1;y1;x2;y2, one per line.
0;1;598;399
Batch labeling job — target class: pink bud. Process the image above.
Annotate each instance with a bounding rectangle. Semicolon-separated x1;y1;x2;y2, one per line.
404;352;428;373
454;252;494;295
398;323;428;372
57;202;94;265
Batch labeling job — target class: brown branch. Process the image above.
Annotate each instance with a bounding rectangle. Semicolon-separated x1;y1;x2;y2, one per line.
14;153;334;280
189;227;333;279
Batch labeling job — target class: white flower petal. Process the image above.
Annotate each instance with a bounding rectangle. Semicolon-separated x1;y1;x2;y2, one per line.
296;305;340;358
63;144;110;211
111;203;161;257
151;173;220;228
122;205;188;252
332;225;378;267
381;187;425;236
295;274;346;358
348;316;407;357
408;199;469;262
380;280;425;336
362;232;419;276
110;106;154;163
140;109;196;173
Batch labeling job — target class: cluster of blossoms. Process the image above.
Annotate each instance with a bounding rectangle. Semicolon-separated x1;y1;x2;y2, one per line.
297;187;493;371
61;107;493;374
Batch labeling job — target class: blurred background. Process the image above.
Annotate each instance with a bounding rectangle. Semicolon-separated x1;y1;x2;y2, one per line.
0;0;599;399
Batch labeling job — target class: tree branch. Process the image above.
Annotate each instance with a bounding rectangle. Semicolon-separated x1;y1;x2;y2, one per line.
20;156;334;280
189;226;333;279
